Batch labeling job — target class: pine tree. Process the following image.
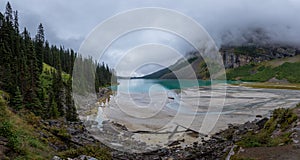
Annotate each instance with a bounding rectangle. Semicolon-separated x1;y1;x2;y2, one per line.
5;2;13;22
0;43;6;88
11;87;23;110
35;23;45;73
0;9;15;94
44;41;50;65
18;41;29;95
23;28;42;115
0;42;13;93
38;87;48;118
50;96;59;119
65;77;77;121
56;65;65;116
51;69;64;117
0;12;4;27
13;10;19;33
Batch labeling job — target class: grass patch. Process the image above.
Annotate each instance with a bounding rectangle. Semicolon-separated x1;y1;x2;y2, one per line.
58;145;111;160
240;82;300;90
231;156;255;160
42;63;70;84
276;62;300;83
226;59;300;83
233;46;268;57
226;64;255;80
237;108;297;148
49;126;71;140
242;66;276;82
0;94;53;159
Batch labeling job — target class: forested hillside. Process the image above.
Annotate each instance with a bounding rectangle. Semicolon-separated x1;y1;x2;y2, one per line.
0;2;114;159
0;2;114;120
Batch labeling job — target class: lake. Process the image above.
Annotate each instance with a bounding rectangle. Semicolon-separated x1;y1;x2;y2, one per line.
85;79;300;152
111;79;239;92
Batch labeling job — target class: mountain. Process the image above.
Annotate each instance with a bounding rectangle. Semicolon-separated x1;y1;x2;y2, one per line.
141;45;300;81
141;51;203;79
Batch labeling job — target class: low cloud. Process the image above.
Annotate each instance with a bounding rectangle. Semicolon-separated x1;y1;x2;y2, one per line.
2;0;299;75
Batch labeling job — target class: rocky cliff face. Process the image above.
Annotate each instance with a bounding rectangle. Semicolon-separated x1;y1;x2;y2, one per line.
141;45;300;79
221;46;300;69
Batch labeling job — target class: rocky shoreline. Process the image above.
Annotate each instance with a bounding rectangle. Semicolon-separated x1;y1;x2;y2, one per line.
49;117;264;160
111;105;300;160
50;86;300;159
53;104;300;160
110;117;269;160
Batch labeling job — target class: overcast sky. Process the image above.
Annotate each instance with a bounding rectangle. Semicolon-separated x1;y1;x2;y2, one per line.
1;0;300;76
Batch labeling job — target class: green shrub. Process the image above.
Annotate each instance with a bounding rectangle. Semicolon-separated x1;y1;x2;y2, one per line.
237;108;298;148
0;120;25;154
59;145;111;160
50;127;71;140
226;61;300;83
275;62;300;83
226;64;255;80
237;132;263;147
0;96;53;159
231;156;255;160
271;108;298;131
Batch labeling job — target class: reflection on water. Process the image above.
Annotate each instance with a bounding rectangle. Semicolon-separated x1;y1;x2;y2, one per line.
94;79;239;130
111;79;238;93
102;79;239;119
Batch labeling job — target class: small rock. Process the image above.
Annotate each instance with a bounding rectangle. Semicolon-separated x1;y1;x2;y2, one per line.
256;118;269;129
168;140;181;147
293;144;300;149
293;139;299;144
279;143;285;146
84;120;98;126
256;115;262;118
150;155;161;160
77;155;98;160
52;156;62;160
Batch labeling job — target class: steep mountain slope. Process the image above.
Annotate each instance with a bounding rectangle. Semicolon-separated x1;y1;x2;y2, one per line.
142;56;202;79
226;54;300;83
141;45;300;81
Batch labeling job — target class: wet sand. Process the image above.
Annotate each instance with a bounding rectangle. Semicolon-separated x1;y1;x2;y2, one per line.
79;84;300;152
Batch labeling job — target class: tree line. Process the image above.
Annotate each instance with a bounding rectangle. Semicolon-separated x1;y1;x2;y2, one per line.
0;2;115;121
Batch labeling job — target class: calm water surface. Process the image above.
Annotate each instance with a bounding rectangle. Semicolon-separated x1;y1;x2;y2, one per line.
111;79;239;93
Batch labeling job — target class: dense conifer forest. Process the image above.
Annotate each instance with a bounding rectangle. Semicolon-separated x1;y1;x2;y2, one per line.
0;2;114;121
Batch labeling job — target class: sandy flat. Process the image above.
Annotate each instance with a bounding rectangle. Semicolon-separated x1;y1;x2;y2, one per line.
79;85;300;152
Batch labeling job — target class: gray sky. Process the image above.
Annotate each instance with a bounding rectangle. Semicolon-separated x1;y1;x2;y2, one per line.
1;0;300;76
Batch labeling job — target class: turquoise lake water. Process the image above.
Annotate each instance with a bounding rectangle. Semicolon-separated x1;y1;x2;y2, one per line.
111;79;239;93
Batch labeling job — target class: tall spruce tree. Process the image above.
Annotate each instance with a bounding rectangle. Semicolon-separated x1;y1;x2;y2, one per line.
35;23;45;73
51;69;64;117
11;86;23;111
0;12;3;27
23;28;42;115
4;2;13;23
50;95;59;119
65;77;77;121
13;10;18;32
57;63;65;117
